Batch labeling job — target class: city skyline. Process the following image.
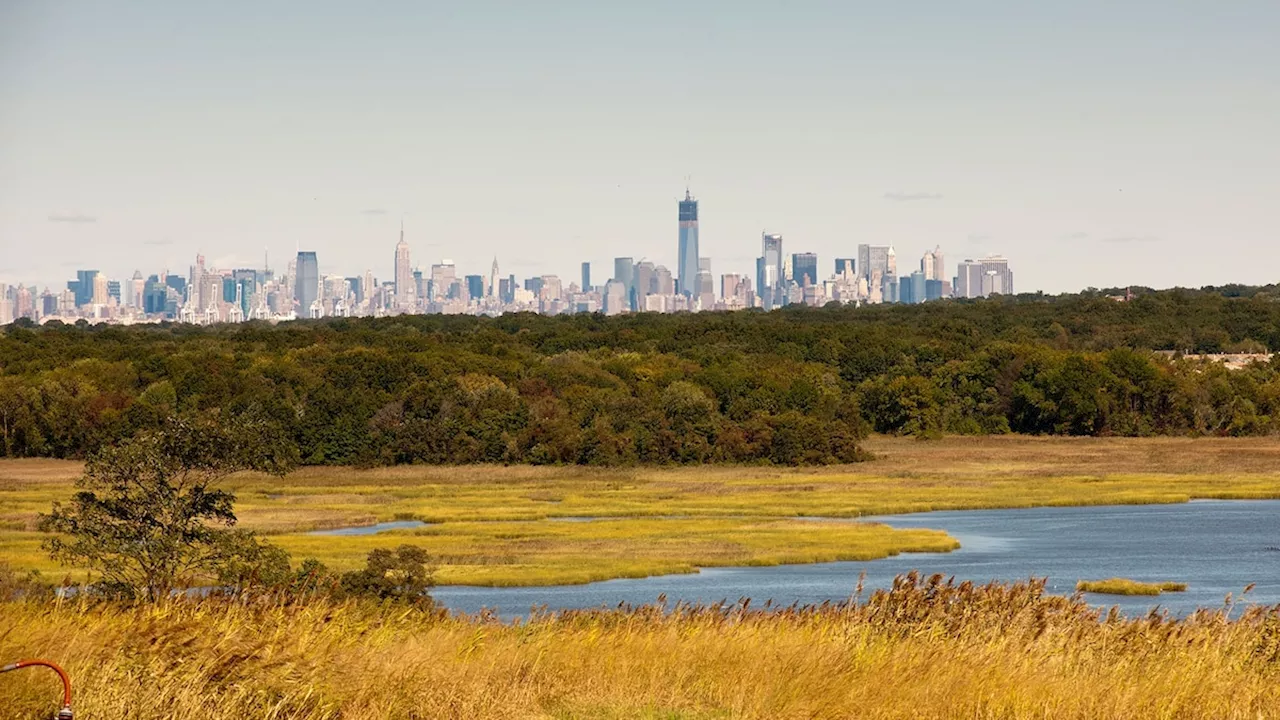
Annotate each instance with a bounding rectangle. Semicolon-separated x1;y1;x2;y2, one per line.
0;188;1016;325
0;184;1031;298
3;3;1277;295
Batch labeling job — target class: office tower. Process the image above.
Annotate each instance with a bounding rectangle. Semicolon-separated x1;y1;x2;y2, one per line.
430;260;457;300
524;276;545;296
165;275;186;298
955;256;1013;298
835;258;856;277
792;253;818;287
980;256;1013;296
696;257;713;300
912;270;927;304
413;269;425;300
653;265;675;296
465;275;484;301
581;262;591;291
921;246;944;281
887;247;897;276
677;189;699;297
538;275;562;302
613;257;635;309
67;269;98;307
721;274;742;300
0;285;10;325
856;246;891;282
925;279;944;301
633;261;656;307
363;270;375;308
130;271;145;308
394;222;413;307
489;258;500;298
40;290;57;317
881;273;899;304
695;265;714;308
603;279;627;315
295;251;319;314
757;233;783;308
91;273;109;305
15;285;33;320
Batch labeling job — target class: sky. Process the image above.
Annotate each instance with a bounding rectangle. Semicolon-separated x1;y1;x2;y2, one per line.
1;0;1278;294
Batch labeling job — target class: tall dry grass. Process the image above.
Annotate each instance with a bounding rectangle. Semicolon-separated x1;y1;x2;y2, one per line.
2;574;1279;719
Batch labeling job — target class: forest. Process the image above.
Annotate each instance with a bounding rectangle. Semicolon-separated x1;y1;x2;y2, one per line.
3;286;1280;465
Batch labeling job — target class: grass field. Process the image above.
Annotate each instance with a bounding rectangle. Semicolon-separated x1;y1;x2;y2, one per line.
5;435;1280;586
3;575;1278;720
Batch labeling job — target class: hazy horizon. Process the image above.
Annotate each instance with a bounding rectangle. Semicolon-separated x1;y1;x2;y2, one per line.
2;1;1277;294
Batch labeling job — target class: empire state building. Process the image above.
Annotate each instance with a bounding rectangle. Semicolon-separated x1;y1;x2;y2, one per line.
394;222;413;308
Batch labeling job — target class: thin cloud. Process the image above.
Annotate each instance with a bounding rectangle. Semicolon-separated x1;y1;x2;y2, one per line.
48;213;97;224
884;192;943;202
361;208;388;216
1102;235;1160;244
967;233;991;245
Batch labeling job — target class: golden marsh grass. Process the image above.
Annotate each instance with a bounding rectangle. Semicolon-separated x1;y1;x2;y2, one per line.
2;575;1278;719
6;436;1280;586
1077;578;1189;596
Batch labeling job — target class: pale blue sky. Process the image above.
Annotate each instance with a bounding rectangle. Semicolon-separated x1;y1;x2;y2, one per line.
2;1;1277;293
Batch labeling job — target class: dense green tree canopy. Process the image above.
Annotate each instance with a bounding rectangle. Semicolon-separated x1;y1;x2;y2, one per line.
4;287;1280;465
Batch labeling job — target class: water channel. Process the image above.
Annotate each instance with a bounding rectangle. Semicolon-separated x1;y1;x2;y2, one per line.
423;500;1280;618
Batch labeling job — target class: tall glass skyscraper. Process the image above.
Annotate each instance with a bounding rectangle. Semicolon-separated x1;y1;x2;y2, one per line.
295;251;319;315
757;233;783;307
677;189;699;297
792;253;818;287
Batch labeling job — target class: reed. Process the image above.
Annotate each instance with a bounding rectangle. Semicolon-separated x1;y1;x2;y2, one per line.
1;574;1277;719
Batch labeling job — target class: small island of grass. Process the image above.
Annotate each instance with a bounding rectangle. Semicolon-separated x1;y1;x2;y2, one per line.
1076;578;1188;596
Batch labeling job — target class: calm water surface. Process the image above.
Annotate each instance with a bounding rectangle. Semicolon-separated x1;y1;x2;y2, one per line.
433;500;1280;618
308;520;427;536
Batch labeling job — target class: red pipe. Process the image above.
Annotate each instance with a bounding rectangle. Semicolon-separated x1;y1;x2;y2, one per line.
1;658;73;719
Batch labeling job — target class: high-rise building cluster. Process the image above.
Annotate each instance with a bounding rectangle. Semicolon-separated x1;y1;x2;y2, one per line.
1;190;1014;326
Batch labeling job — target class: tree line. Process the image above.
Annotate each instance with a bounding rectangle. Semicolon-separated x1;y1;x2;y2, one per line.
4;286;1280;465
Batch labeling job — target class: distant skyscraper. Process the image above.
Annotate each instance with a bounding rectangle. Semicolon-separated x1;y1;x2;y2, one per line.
394;222;413;307
68;269;98;307
613;257;635;310
757;233;783;307
464;275;484;300
792;253;818;287
489;258;500;298
130;271;145;309
430;260;457;300
921;246;944;281
858;245;891;282
835;258;856;277
677;189;699;297
955;256;1013;298
91;273;109;305
581;262;591;291
295;251;319;314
